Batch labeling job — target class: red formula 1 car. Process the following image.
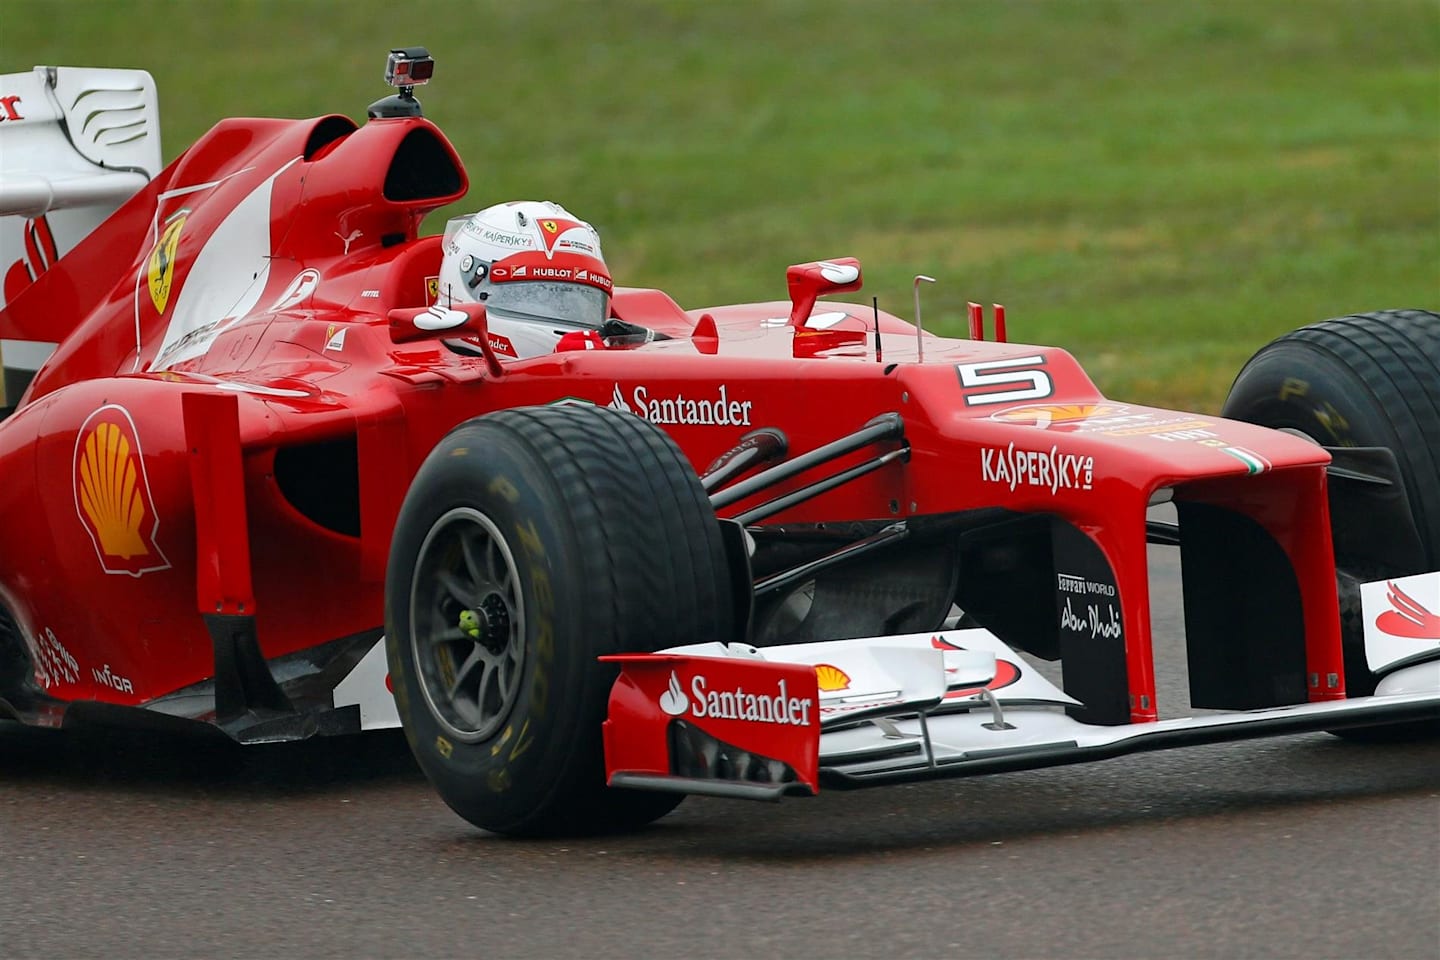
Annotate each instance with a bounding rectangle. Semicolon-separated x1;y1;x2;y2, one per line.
2;52;1437;836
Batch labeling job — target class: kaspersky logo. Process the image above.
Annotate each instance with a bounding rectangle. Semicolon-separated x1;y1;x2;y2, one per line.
658;670;813;726
147;211;188;314
73;405;170;577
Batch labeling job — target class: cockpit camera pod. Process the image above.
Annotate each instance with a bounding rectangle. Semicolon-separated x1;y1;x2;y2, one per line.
370;47;434;119
385;47;434;88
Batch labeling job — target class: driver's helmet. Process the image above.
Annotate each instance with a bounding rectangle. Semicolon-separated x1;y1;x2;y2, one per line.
438;200;612;331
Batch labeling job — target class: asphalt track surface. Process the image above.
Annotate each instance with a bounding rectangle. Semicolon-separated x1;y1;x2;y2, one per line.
3;548;1438;960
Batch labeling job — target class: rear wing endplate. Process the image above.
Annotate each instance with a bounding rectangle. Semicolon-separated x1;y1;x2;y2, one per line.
0;65;161;407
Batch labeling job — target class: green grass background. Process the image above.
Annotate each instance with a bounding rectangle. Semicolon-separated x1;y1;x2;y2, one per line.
4;0;1436;410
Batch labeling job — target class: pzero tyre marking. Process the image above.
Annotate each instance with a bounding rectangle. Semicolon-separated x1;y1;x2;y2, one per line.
1225;309;1440;568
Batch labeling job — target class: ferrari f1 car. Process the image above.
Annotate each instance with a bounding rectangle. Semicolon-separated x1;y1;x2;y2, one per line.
1;51;1437;837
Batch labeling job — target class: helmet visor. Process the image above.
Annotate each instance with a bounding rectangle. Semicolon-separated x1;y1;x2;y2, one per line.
486;251;613;328
486;280;609;328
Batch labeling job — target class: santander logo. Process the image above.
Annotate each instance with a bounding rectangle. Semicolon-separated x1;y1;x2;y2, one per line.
657;670;813;726
660;671;689;716
1376;581;1440;640
608;383;754;427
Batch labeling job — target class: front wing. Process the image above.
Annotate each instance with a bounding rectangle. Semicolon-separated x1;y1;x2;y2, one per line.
602;573;1440;801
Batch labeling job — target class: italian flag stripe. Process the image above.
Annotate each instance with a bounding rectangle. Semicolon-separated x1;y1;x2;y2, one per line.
1222;446;1271;475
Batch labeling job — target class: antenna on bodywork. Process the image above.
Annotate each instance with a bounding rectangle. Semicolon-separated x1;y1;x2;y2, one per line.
912;275;935;362
872;297;883;363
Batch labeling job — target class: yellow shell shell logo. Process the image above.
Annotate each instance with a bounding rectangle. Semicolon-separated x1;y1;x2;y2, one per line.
147;212;187;314
73;406;170;577
814;663;851;692
992;402;1125;427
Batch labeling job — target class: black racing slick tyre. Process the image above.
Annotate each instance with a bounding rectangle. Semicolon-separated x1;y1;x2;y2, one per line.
0;604;29;714
1222;309;1440;737
385;405;735;836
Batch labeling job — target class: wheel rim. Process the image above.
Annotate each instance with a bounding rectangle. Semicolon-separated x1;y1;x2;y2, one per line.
410;507;526;743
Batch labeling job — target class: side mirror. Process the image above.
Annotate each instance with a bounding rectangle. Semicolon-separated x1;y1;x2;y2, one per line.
786;258;863;328
389;302;488;343
388;302;502;376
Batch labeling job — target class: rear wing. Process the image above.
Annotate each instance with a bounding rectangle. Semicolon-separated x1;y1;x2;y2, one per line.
0;65;161;408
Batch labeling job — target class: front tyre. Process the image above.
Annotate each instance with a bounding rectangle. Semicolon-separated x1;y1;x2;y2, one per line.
386;405;735;836
1223;309;1440;737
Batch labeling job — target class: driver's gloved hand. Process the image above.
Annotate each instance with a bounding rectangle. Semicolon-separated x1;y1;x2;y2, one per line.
598;318;671;344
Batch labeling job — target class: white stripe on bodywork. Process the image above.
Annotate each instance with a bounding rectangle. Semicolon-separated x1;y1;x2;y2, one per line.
333;637;399;730
147;159;296;370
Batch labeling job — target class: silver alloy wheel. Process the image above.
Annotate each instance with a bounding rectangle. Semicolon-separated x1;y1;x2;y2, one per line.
409;507;526;742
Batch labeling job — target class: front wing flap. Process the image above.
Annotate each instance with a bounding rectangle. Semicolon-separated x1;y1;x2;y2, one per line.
603;610;1440;801
602;654;824;800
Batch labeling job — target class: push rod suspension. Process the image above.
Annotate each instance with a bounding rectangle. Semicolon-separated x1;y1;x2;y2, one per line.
710;413;905;510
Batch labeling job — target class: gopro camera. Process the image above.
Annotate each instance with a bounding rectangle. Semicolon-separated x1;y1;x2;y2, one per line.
385;47;434;88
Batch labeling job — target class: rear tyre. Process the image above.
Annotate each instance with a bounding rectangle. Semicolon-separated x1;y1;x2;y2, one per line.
0;605;29;718
1222;309;1440;739
385;405;735;836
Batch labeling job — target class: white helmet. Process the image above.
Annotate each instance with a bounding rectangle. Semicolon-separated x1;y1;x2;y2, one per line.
438;200;612;331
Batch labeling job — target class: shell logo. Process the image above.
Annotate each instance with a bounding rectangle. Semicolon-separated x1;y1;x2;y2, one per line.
991;402;1126;428
814;663;851;692
147;212;187;314
73;405;170;577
